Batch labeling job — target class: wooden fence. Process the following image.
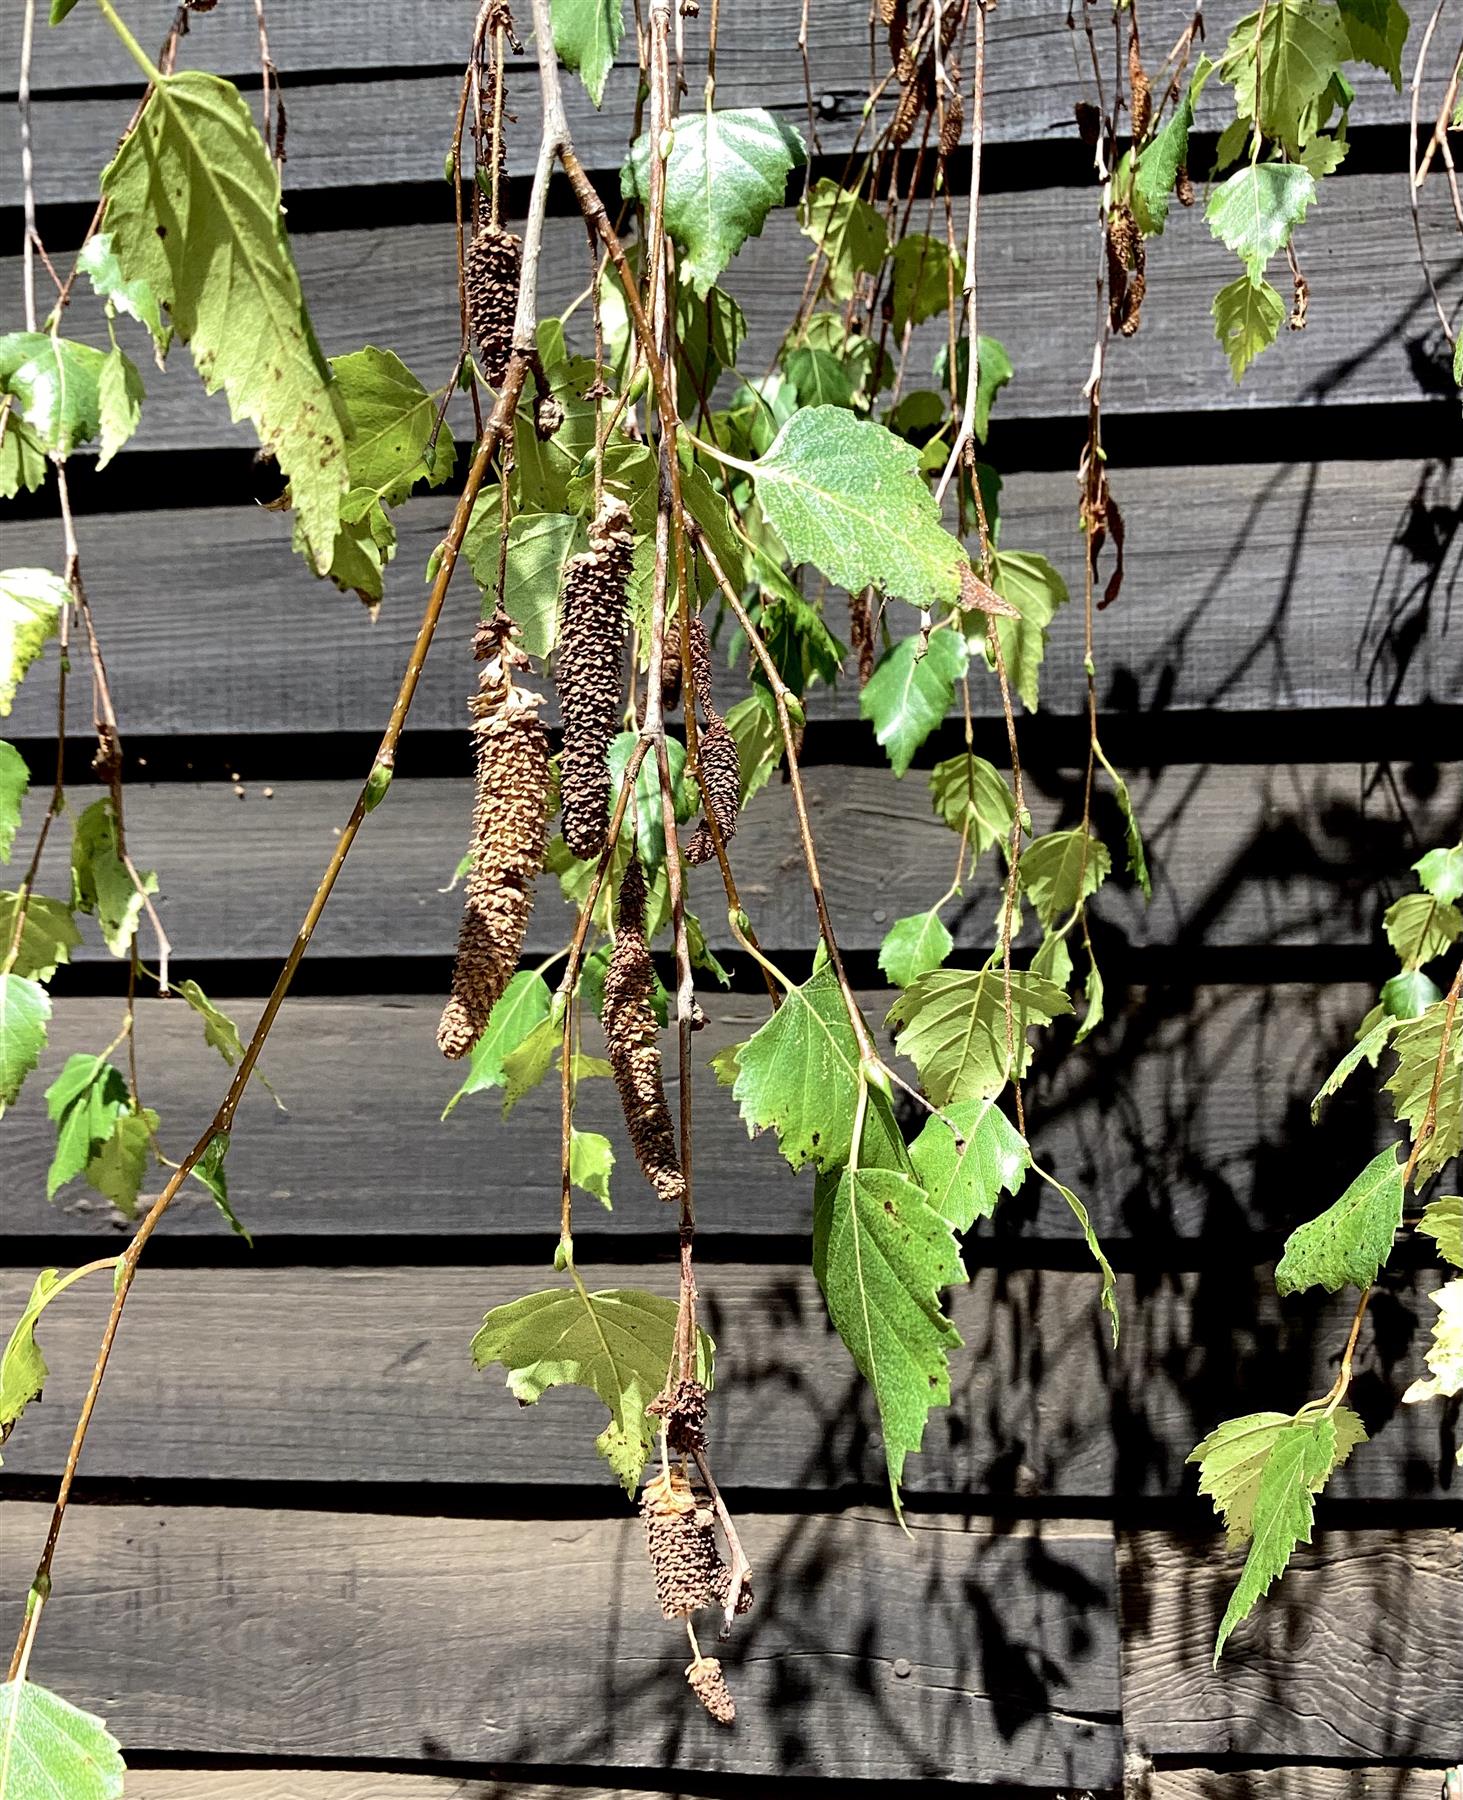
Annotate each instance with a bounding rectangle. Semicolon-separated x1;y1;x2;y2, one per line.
2;0;1460;1794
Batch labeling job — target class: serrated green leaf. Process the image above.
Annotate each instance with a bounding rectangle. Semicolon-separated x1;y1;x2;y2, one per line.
1018;829;1112;931
0;1270;59;1453
44;1054;129;1201
0;974;49;1116
443;971;554;1116
87;1106;159;1219
1042;1170;1120;1344
1190;1404;1365;1547
886;966;1072;1105
0;332;107;459
1380;969;1442;1020
1311;1014;1397;1120
728;962;865;1171
1074;943;1105;1045
606;731;697;871
1297;132;1349;177
1101;759;1152;899
818;1164;964;1512
500;1015;561;1119
471;1284;713;1492
798;178;888;299
1032;931;1074;989
783;345;857;409
0;407;48;499
552;0;625;105
0;743;28;863
928;752;1016;860
907;1097;1030;1230
0;1678;126;1799
622;109;805;294
1415;844;1463;905
1206;163;1316;279
570;1127;615;1210
861;630;966;776
723;692;783;805
986;549;1069;711
175;977;254;1074
879;909;954;989
1134;58;1214;233
1211;1410;1360;1662
932;337;1014;442
1387;1000;1462;1187
100;70;349;570
1402;1279;1463;1413
1213;274;1286;381
76;231;166;349
887;233;955;336
190;1128;249;1242
1336;0;1408;85
0;893;80;984
1225;0;1352;150
0;568;65;717
95;344;144;470
1417;1195;1463;1269
71;797;157;958
1384;891;1462;970
747;407;967;607
463;505;579;662
1275;1143;1405;1295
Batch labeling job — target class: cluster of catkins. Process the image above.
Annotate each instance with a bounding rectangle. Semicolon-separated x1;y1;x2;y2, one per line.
880;0;967;154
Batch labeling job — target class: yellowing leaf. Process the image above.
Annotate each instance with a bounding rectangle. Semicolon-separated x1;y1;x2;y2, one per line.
0;568;66;717
1190;1404;1366;1547
1402;1279;1463;1415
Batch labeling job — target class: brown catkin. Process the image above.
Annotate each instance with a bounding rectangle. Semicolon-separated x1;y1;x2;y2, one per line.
465;224;523;387
604;860;686;1204
641;1467;722;1617
655;1376;710;1456
556;496;634;860
939;79;963;158
890;73;922;146
1128;35;1152;137
686;1657;736;1725
686;716;741;866
1175;163;1195;208
437;683;549;1058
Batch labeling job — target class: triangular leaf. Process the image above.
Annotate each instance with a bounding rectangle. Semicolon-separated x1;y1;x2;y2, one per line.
0;974;50;1116
1206;163;1316;279
986;549;1069;711
0;893;81;984
1386;1001;1462;1187
1402;1279;1463;1413
552;0;626;106
1274;1144;1405;1295
928;752;1016;860
0;1269;59;1454
886;966;1073;1105
1417;1195;1463;1269
878;908;954;989
1017;829;1112;931
71;797;157;958
443;971;554;1115
0;742;27;863
1213;274;1286;381
861;630;966;776
727;962;865;1172
907;1097;1030;1230
798;178;888;300
0;333;106;458
1190;1404;1365;1547
0;568;66;717
1414;843;1463;905
570;1128;615;1210
1383;891;1461;970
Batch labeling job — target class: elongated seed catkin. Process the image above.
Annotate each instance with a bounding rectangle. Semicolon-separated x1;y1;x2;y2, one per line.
686;1657;736;1725
465;224;523;388
557;496;634;860
603;859;685;1204
687;716;741;866
437;682;549;1059
641;1467;723;1617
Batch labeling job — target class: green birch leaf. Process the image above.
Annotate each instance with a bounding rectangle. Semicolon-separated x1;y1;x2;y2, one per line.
723;692;783;804
1311;1014;1397;1120
0;893;81;983
190;1128;249;1242
1212;1411;1357;1663
932;337;1014;442
95;344;144;469
1104;762;1152;898
570;1127;615;1210
0;974;50;1115
1224;0;1352;149
1275;1144;1406;1295
879;908;953;989
1415;843;1463;905
747;407;967;607
1402;1278;1463;1408
907;1096;1030;1230
1336;0;1408;86
606;732;697;872
1;568;66;716
1386;1001;1462;1186
783;345;857;409
1213;275;1286;381
1043;1172;1120;1344
622;109;805;294
1;1269;59;1454
1380;969;1442;1020
1417;1195;1463;1269
0;1679;126;1799
1383;891;1462;970
1297;132;1350;177
1134;57;1214;232
798;178;888;299
1455;333;1463;388
471;1285;714;1493
886;966;1072;1105
500;1015;561;1118
0;742;28;862
0;409;48;498
175;978;249;1070
1017;829;1112;931
0;332;106;458
443;971;554;1115
552;0;625;106
728;961;865;1171
87;1106;159;1219
888;233;956;335
818;1164;964;1513
76;231;166;350
1074;944;1105;1046
99;70;349;570
1032;931;1074;990
861;630;967;776
1206;163;1316;278
986;549;1069;711
71;797;157;958
1190;1404;1365;1547
44;1054;129;1200
464;506;579;662
929;752;1016;860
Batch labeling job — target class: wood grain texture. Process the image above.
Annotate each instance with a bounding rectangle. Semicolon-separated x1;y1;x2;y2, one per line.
5;181;1457;458
1145;1773;1456;1800
126;1780;685;1800
4;455;1456;739
6;984;1425;1246
0;1503;1123;1784
9;763;1458;965
0;1263;1450;1498
1118;1529;1463;1762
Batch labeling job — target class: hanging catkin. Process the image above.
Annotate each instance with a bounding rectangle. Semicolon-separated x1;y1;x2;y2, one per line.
641;1467;723;1617
437;674;549;1059
603;858;685;1202
557;496;634;860
686;717;740;866
686;1657;736;1725
465;223;523;388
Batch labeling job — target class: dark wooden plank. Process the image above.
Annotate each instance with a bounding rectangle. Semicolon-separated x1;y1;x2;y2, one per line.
1146;1773;1455;1800
5;455;1456;739
1118;1529;1462;1762
0;1262;1449;1497
1;1503;1122;1784
4;180;1456;455
8;763;1459;966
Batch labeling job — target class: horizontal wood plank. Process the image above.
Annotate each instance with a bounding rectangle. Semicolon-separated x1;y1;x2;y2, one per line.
9;764;1459;966
0;1263;1450;1497
1118;1529;1462;1762
5;181;1457;458
1145;1772;1457;1800
0;1503;1123;1784
4;455;1457;739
